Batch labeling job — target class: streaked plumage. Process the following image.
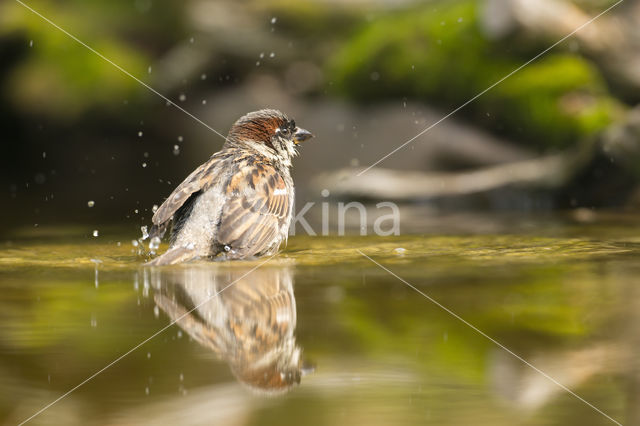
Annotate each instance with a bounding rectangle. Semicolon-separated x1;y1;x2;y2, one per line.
147;109;313;265
152;265;303;392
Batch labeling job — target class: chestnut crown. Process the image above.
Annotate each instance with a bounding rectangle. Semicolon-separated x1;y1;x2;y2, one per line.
225;109;313;156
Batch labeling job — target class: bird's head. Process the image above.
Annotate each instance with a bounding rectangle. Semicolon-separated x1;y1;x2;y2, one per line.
232;342;306;395
226;109;313;166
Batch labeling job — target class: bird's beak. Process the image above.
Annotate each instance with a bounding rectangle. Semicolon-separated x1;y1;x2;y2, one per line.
293;127;314;145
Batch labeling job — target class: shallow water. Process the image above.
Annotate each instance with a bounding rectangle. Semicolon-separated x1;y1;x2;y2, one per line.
1;219;640;425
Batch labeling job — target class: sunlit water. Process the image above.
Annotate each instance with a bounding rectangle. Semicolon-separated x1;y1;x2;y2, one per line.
1;217;640;425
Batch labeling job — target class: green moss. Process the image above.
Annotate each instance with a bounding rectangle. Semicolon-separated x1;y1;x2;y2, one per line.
259;0;361;39
0;0;183;119
329;1;623;150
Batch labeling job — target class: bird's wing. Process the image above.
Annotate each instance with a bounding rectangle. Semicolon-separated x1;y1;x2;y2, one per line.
151;155;222;232
217;161;290;257
153;293;224;355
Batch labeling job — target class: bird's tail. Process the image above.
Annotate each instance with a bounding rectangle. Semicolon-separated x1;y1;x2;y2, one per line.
145;246;199;266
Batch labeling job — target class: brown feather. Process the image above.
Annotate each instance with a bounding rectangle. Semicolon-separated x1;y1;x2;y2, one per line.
217;161;290;257
151;154;222;228
146;109;304;264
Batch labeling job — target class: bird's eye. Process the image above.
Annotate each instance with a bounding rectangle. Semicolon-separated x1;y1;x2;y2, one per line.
278;126;290;136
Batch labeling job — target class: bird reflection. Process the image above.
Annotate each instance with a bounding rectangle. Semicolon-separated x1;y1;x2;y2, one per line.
151;265;304;393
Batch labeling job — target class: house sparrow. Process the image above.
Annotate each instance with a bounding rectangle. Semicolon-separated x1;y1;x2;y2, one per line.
152;265;306;392
147;109;313;265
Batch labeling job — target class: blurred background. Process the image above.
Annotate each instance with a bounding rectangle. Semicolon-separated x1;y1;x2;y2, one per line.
3;2;640;425
2;0;640;236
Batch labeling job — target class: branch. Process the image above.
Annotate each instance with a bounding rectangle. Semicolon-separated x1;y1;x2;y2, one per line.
314;146;594;201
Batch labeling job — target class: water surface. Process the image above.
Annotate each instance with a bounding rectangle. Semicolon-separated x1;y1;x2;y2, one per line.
1;219;639;425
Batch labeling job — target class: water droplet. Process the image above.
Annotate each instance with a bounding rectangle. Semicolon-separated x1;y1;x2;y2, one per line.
179;93;186;102
189;37;194;44
269;52;275;58
370;71;380;81
29;40;33;47
394;247;407;255
259;52;265;59
179;373;184;381
42;152;46;159
152;204;158;213
91;316;98;327
173;145;180;156
177;136;183;142
141;226;149;240
201;99;207;105
138;131;143;137
321;189;330;198
224;245;231;252
271;17;277;24
93;230;99;237
153;305;160;318
256;61;261;66
145;386;150;395
149;236;161;251
87;200;95;208
147;66;152;74
142;162;147;168
457;17;463;23
132;239;139;247
147;352;151;359
200;73;207;80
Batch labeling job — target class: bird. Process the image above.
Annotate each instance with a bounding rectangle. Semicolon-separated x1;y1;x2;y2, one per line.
152;265;307;393
146;109;313;265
